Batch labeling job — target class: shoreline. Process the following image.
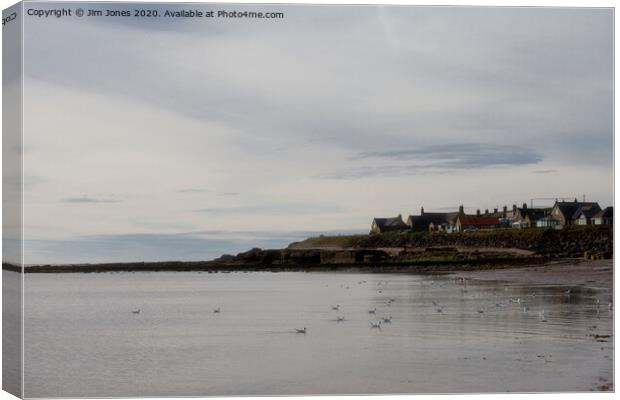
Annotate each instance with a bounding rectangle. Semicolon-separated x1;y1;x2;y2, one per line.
4;253;550;274
451;259;613;290
3;256;596;275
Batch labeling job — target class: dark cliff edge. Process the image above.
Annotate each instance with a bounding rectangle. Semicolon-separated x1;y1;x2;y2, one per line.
4;226;611;273
4;249;549;273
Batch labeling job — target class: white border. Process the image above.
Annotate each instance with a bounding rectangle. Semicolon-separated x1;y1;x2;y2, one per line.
0;1;616;400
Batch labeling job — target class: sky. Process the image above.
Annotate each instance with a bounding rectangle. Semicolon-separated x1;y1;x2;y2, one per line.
12;3;614;264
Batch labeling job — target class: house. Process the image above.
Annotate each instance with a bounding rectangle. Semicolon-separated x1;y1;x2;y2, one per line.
550;200;602;227
575;206;602;225
370;214;408;234
511;203;550;228
536;216;561;229
407;205;465;233
406;207;460;232
593;207;613;225
455;215;501;232
428;212;461;233
407;213;449;232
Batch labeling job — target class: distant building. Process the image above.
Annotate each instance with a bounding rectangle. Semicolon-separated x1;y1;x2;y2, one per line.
370;198;607;234
550;200;601;227
593;207;613;225
575;206;602;225
536;216;561;229
370;214;408;234
512;203;550;228
455;215;501;232
406;207;460;232
428;212;461;233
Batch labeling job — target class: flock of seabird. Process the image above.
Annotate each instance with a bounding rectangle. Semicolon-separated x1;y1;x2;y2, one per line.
130;277;612;335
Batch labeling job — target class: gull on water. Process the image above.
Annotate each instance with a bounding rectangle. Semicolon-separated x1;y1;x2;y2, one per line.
539;310;547;322
213;307;221;313
368;308;377;314
295;327;307;334
370;321;382;329
132;309;141;314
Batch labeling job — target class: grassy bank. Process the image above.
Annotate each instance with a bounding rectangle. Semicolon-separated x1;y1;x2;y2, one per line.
290;225;613;258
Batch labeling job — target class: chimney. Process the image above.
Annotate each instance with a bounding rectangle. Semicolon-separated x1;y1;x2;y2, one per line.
513;204;517;212
484;209;489;215
503;206;507;218
522;203;527;209
574;198;578;203
459;205;464;215
494;208;498;214
421;206;424;215
476;209;481;216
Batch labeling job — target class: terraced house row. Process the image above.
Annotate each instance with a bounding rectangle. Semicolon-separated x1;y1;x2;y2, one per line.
371;199;613;234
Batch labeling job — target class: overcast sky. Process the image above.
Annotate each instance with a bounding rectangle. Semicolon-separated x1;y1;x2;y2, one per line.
17;4;613;263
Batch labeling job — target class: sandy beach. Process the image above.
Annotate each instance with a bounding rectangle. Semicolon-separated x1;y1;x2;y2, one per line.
453;259;613;289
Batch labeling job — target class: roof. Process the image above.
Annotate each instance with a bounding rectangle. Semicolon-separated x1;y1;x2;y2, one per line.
457;215;501;226
575;206;602;219
553;201;601;220
572;204;602;220
408;211;462;228
373;216;407;229
519;208;549;222
594;206;613;219
407;212;451;227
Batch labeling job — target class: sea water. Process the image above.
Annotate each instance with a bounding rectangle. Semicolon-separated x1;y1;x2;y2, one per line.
14;270;613;397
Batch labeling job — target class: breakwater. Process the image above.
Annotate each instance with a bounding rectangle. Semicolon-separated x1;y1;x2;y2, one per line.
7;247;547;273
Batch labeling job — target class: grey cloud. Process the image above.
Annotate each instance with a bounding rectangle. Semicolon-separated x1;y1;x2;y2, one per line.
329;143;543;179
23;7;612;162
177;188;212;193
324;165;459;180
62;196;121;204
194;204;345;215
17;5;613;264
531;169;557;174
354;143;543;167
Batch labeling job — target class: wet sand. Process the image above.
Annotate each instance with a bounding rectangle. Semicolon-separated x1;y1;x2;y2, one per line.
453;259;613;289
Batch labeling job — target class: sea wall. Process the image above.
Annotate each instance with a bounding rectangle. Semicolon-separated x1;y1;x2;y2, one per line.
343;226;612;258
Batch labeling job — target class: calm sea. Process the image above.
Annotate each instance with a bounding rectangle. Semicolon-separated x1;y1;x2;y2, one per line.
13;270;614;397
